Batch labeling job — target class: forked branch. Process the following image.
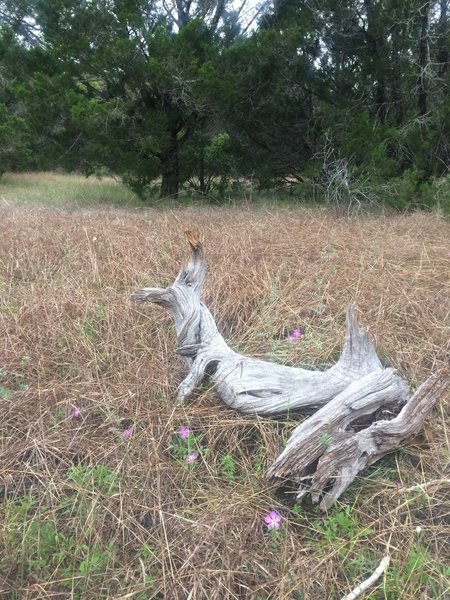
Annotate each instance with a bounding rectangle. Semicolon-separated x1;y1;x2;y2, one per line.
132;232;448;509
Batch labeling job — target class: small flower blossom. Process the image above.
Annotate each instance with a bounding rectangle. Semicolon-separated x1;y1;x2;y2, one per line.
186;452;198;463
264;510;283;530
121;427;133;440
71;406;81;418
288;328;302;341
396;482;402;491
178;426;190;439
416;525;422;534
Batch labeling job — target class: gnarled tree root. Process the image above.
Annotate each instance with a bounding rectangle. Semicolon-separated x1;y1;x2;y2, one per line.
267;369;448;509
132;232;449;509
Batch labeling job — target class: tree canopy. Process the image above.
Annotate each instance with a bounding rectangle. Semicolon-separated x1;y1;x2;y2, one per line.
1;0;449;209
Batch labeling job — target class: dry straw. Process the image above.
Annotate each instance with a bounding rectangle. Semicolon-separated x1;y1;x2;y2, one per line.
1;203;449;598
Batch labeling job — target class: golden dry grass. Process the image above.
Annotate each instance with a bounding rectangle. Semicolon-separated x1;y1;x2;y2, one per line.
0;201;449;599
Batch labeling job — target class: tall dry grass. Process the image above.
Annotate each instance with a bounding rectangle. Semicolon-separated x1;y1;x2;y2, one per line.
0;202;449;599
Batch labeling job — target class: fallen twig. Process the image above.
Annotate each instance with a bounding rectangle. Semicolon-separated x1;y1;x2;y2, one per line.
398;478;450;493
340;555;390;600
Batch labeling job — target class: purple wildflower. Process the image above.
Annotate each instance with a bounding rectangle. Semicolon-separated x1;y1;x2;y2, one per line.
288;328;302;341
186;452;198;463
396;482;403;491
178;426;190;439
71;406;81;418
264;510;283;530
121;427;133;440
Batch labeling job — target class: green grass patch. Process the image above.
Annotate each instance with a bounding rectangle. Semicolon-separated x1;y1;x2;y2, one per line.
1;489;120;597
0;172;140;207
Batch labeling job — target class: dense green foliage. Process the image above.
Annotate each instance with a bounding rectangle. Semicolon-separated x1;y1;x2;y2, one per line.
0;0;449;209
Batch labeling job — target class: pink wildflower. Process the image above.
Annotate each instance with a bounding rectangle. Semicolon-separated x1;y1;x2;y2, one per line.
178;426;190;439
186;452;198;463
264;510;283;530
71;406;81;418
288;328;302;341
121;427;133;440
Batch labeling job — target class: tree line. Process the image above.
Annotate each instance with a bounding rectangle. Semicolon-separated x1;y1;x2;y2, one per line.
1;1;449;210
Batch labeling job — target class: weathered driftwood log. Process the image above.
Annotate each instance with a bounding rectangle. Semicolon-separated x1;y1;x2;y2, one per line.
267;369;448;509
132;232;448;509
133;232;389;416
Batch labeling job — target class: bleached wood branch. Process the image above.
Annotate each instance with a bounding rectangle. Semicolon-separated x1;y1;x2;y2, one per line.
340;555;390;600
132;232;389;416
131;232;448;510
270;369;448;509
398;478;450;493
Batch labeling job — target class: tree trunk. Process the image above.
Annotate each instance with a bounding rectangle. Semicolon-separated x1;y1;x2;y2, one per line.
160;134;180;199
363;0;387;124
131;232;449;509
391;23;404;125
438;0;449;76
198;147;206;196
417;2;430;116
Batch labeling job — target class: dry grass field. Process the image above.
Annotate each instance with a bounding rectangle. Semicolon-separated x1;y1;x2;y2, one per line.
1;176;449;599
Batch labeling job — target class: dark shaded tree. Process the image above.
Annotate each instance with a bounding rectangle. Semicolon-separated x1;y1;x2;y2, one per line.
0;0;449;208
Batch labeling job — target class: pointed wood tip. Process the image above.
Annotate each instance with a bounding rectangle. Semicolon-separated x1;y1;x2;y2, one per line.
346;303;357;328
185;230;201;251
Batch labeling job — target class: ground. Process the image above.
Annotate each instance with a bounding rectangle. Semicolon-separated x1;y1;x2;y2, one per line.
0;173;449;599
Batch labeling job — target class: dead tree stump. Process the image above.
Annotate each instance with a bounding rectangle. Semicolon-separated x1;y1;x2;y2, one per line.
132;232;449;510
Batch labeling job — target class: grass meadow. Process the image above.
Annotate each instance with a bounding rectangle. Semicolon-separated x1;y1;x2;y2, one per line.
0;173;449;599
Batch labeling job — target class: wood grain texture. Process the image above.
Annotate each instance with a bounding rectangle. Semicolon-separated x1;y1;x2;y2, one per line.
131;233;448;509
